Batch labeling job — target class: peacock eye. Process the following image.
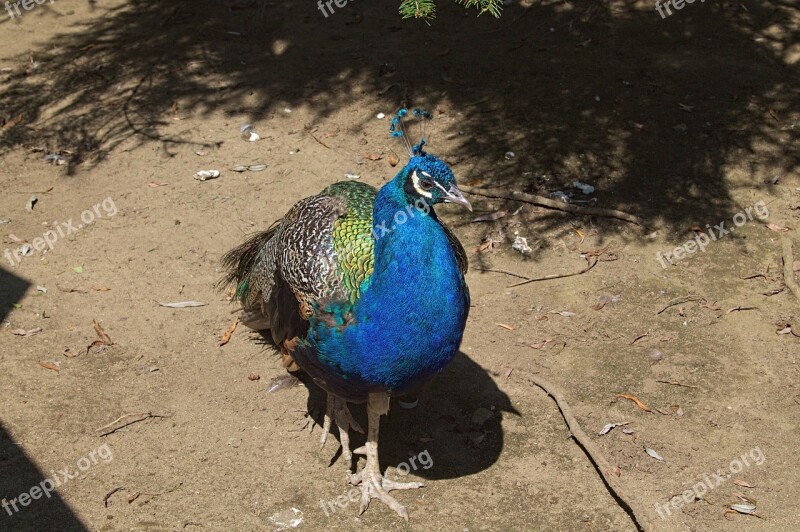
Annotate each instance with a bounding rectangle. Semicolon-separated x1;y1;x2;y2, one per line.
420;179;434;191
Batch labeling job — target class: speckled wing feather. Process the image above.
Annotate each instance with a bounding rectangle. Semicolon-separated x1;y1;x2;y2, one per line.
220;181;378;350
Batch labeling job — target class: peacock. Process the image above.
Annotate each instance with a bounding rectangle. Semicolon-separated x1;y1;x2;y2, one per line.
220;108;471;519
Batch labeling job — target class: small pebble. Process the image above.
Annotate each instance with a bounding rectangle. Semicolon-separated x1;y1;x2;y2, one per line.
647;349;665;364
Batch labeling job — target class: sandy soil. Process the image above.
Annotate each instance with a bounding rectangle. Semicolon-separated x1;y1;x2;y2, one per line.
1;1;798;531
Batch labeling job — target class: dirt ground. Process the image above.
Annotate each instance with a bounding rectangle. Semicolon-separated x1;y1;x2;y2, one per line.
1;0;799;531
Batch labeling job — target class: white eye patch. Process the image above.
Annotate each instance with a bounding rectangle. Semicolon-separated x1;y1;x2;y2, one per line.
411;170;434;198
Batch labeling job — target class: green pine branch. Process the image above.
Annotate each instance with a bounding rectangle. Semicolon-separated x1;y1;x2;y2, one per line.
399;0;503;20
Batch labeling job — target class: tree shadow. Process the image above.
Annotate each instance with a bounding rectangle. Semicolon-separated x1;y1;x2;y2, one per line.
0;266;29;323
0;271;86;529
0;0;795;242
0;424;87;531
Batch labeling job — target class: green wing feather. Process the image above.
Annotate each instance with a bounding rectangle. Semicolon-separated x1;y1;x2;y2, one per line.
322;182;376;302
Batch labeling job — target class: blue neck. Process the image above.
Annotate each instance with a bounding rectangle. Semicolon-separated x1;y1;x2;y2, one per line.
370;169;440;278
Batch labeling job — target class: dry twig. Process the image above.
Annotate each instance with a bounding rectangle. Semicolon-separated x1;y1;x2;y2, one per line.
656;295;704;315
656;380;700;390
525;373;655;531
460;185;644;226
782;238;800;301
305;127;332;149
97;412;167;437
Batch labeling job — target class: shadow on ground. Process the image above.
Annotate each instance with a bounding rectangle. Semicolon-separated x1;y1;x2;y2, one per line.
297;351;517;479
0;268;86;530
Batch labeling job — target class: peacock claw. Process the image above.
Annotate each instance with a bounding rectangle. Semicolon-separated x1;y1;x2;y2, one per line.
349;393;423;520
349;466;423;520
320;393;363;463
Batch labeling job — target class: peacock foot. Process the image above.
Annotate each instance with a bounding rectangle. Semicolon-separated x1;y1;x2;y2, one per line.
320;393;363;463
349;463;423;520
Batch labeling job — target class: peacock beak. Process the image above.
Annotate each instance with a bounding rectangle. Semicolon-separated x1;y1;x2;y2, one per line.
442;184;473;211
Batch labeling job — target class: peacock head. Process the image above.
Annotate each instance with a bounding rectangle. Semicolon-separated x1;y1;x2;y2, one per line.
401;153;472;211
390;107;471;211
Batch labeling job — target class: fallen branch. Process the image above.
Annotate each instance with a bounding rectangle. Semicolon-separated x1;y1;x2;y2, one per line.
782;238;800;302
460;185;644;226
495;257;598;288
525;373;655;532
97;412;168;437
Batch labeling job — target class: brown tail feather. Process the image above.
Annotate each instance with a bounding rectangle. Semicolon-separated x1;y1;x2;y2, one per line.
217;220;281;295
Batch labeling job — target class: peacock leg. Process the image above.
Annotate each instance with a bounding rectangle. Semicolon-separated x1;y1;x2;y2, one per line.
320;392;363;463
349;392;424;520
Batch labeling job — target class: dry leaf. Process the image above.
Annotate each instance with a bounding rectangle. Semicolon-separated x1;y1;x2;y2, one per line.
599;421;631;436
766;223;790;232
247;373;261;381
219;320;238;346
363;153;383;161
728;503;757;515
148;182;168;188
12;327;42;337
93;319;112;345
733;479;755;488
616;393;652;412
38;360;60;372
86;339;109;354
92;287;111;292
87;319;113;354
158;301;207;308
645;448;664;462
529;339;553;349
475;238;500;253
496;323;514;331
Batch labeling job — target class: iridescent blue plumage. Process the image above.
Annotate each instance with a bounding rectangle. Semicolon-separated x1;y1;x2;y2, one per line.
291;161;470;402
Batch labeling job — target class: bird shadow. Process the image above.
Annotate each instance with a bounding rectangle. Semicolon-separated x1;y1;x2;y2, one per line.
290;350;518;481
